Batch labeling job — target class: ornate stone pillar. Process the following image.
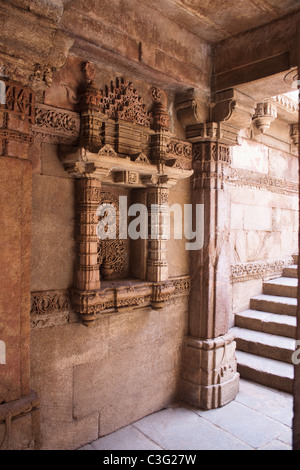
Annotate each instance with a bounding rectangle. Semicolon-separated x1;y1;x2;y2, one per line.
177;88;255;409
180;141;239;409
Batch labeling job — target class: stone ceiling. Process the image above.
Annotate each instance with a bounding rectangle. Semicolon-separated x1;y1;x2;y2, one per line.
143;0;300;43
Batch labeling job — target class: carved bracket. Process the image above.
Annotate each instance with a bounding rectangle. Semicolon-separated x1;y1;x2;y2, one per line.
177;88;256;146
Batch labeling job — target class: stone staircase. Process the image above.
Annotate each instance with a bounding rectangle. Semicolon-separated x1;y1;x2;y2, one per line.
231;254;298;393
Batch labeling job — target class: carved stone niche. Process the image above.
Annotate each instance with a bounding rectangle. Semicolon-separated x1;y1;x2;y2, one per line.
176;88;256;146
59;64;193;325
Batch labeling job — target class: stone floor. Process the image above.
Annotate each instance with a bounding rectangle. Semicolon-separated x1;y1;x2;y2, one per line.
78;379;293;451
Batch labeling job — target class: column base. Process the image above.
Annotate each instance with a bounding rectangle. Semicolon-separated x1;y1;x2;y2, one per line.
0;391;40;450
179;333;239;409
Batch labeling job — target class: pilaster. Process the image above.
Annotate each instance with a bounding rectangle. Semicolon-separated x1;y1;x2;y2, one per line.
179;140;239;408
0;78;40;448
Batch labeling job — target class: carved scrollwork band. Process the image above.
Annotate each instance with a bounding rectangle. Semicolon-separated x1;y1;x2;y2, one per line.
32;103;80;145
228;167;298;194
30;276;191;328
231;257;294;283
30;290;70;328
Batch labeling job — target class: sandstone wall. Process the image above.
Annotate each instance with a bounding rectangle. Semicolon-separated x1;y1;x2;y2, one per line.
229;136;299;322
30;127;190;450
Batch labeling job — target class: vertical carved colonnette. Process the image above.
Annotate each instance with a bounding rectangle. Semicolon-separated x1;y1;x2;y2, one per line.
180;141;239;410
146;186;169;283
79;61;103;151
75;178;101;294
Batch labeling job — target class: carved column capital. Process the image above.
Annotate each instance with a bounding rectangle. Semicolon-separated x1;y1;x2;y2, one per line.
179;88;256;146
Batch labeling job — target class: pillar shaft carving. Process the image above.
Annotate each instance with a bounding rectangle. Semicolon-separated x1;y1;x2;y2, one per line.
146;186;169;283
75;178;101;294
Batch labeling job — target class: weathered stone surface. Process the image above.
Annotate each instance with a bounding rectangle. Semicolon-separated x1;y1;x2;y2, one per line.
212;11;300;92
0;158;32;403
30;300;187;447
31;174;75;291
40;411;99;450
57;0;211;93
232;279;263;314
0;1;73;82
232;139;269;173
269;148;299;183
9;0;64;23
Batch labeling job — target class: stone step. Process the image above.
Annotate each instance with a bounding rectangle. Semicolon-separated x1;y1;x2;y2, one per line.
250;294;297;316
283;265;298;278
231;326;296;364
235;350;294;393
263;277;298;298
235;309;296;338
293;254;298;265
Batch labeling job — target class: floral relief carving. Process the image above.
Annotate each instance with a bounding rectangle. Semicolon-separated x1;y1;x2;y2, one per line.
231;257;294;283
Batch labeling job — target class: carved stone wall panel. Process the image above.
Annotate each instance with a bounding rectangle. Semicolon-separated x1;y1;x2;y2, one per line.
97;188;129;280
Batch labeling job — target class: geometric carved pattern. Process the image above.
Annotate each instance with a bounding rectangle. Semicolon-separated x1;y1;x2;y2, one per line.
5;81;35;123
101;78;151;127
193;142;231;163
0;80;35;157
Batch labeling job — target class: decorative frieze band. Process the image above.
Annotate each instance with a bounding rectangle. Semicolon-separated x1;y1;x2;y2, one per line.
30;289;71;329
30;276;190;329
231;257;294;283
32;103;80;145
228;167;298;194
